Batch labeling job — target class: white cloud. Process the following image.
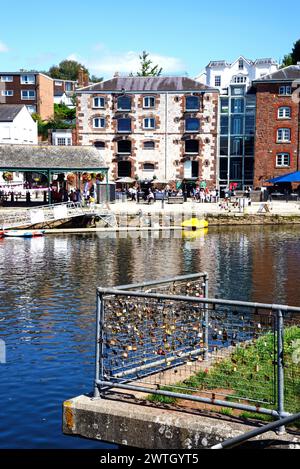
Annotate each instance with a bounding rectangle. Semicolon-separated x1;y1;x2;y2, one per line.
89;51;185;77
65;49;185;78
0;41;8;53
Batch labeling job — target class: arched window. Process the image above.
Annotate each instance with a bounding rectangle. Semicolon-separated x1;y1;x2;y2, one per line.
144;141;155;150
94;141;105;150
143;163;155;171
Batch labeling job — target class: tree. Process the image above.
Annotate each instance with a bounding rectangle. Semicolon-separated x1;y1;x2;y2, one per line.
48;60;88;81
291;40;300;64
89;74;103;83
281;39;300;67
137;51;163;77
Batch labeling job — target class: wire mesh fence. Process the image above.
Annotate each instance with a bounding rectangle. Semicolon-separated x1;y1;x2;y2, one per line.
95;275;300;418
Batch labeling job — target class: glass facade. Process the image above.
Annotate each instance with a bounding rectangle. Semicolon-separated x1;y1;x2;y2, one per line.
219;85;255;190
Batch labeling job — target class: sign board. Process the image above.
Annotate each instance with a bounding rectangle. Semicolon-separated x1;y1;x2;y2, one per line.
30;209;45;225
53;205;68;220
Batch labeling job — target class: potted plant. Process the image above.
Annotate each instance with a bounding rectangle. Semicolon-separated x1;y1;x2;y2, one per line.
82;172;92;183
2;172;13;182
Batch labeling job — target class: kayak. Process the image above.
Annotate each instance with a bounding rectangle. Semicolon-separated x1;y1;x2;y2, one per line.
4;230;45;238
181;218;208;231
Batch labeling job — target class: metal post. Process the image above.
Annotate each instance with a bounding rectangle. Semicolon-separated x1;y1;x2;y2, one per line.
94;292;104;398
276;309;285;434
204;274;209;361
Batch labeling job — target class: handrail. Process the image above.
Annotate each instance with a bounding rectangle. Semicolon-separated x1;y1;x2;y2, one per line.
211;412;300;449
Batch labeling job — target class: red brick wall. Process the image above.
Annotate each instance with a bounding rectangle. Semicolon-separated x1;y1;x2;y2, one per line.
254;82;300;188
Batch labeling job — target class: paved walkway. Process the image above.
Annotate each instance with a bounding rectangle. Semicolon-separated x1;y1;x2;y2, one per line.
109;199;300;216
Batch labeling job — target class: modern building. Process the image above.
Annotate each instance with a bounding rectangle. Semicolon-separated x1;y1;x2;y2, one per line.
76;76;219;187
0;72;54;120
53;79;76;107
0;104;37;144
253;65;300;188
197;56;279;190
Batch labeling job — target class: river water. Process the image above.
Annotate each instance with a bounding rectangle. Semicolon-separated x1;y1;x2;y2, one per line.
0;225;300;448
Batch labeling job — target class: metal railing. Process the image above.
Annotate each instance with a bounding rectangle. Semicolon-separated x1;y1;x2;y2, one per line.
0;201;117;229
94;275;300;426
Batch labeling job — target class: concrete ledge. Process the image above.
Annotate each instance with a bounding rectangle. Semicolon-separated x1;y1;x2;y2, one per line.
63;395;300;449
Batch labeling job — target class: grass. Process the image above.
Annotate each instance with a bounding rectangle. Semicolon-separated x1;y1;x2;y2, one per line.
148;326;300;417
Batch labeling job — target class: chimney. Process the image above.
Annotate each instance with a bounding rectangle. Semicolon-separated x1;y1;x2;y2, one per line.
78;68;85;87
114;71;120;78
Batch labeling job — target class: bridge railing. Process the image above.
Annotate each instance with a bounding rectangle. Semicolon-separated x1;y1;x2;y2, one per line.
0;201;113;229
95;275;300;426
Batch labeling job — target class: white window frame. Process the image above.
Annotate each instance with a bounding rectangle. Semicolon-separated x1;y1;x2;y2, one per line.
93;117;105;129
20;74;35;85
143;96;155;108
277;128;291;143
0;75;13;82
143;118;156;130
1;90;13;96
279;86;292;96
55;81;63;86
278;107;291;119
276;153;290;167
215;76;221;87
93;97;105;108
21;90;36;100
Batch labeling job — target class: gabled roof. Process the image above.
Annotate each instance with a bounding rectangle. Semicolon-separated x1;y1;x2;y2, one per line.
0;104;25;122
0;145;108;171
253;65;300;83
77;76;218;93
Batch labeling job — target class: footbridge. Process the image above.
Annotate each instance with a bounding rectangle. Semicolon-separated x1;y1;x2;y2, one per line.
0;202;117;230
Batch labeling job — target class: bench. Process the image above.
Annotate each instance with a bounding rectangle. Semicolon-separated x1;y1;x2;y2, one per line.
168;196;184;204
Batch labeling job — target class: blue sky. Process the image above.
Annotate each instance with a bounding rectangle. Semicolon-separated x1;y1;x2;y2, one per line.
0;0;299;78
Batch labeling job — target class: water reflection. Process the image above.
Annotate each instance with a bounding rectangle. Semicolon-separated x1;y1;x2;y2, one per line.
0;226;300;448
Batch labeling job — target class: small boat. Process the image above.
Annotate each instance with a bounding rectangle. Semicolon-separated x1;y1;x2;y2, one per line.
4;230;45;238
181;218;208;231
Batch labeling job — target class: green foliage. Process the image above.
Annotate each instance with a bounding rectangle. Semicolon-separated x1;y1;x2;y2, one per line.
147;327;300;415
137;51;163;77
48;60;88;81
281;39;300;67
281;54;294;68
89;74;104;83
54;103;76;122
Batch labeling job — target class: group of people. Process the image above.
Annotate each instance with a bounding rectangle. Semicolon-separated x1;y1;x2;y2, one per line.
51;185;96;206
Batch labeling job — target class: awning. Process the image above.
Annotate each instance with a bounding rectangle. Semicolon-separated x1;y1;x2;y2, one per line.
267;171;300;183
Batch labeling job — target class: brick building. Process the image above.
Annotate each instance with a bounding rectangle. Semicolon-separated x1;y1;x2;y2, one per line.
0;72;54;120
253;65;300;188
76;77;219;186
